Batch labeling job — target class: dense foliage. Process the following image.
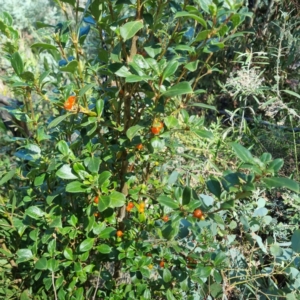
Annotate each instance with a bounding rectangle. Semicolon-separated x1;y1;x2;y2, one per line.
0;0;300;299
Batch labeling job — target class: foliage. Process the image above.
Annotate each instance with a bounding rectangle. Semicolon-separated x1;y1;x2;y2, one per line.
0;1;300;299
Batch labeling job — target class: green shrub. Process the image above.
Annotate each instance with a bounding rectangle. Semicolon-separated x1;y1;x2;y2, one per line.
0;1;300;299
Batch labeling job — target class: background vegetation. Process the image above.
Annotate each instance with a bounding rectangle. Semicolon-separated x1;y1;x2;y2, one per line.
0;0;300;299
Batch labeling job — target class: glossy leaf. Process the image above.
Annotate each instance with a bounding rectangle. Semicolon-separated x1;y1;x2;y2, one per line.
65;181;87;193
157;195;179;209
120;21;143;41
11;52;24;75
126;125;144;141
79;238;94;252
262;177;299;193
162;81;193;97
25;206;45;219
56;165;78;180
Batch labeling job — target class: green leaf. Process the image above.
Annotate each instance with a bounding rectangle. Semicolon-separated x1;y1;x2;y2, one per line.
97;244;111;254
66;181;87;193
98;195;110;212
56;140;69;156
157;194;179;209
125;75;151;82
56;164;78;180
193;129;213;139
96;99;104;117
174;11;207;28
220;200;235;210
162;81;193;97
47;114;69;129
120;21;143;41
291;229;300;253
79;83;96;97
182;186;192;205
210;283;223;298
262;177;299;193
79;238;94;252
59;61;78;73
11;52;24;76
189;103;217;111
34;173;46;186
98;227;115;239
25;206;45;219
194;266;212;278
267;158;284;172
110;191;126;208
47;258;59;272
164;116;179;129
214;251;227;266
63;248;73;260
98;171;112;187
252;233;268;253
282;90;300;99
31;43;58;52
35;257;48;270
16;249;33;263
126;125;144;141
0;169;15;185
206;178;221;198
162;61;179;81
166;290;176;300
270;244;283;257
87;157;101;174
231;143;254;163
49;217;62;228
163;268;172;282
184;60;199;72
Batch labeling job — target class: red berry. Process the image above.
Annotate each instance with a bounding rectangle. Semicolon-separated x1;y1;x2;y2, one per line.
193;209;203;219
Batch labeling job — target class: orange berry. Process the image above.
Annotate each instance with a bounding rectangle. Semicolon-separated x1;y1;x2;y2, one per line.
64;95;76;110
94;212;100;218
94;196;99;204
126;205;132;212
136;144;143;150
139;202;145;208
159;261;165;268
151;126;161;135
116;230;123;237
128;202;134;208
162;215;169;222
138;207;145;213
193;209;203;219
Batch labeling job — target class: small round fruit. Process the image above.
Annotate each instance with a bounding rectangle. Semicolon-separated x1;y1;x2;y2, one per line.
94;196;99;204
151;126;161;135
116;230;123;237
159;261;165;268
200;215;205;221
136;144;143;150
138;207;145;213
193;209;203;219
139;202;145;208
126;205;132;212
148;264;153;270
94;212;100;218
128;202;134;208
64;95;76;110
162;215;169;222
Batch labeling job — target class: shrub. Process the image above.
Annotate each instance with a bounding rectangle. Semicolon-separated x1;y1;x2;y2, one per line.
0;1;300;299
